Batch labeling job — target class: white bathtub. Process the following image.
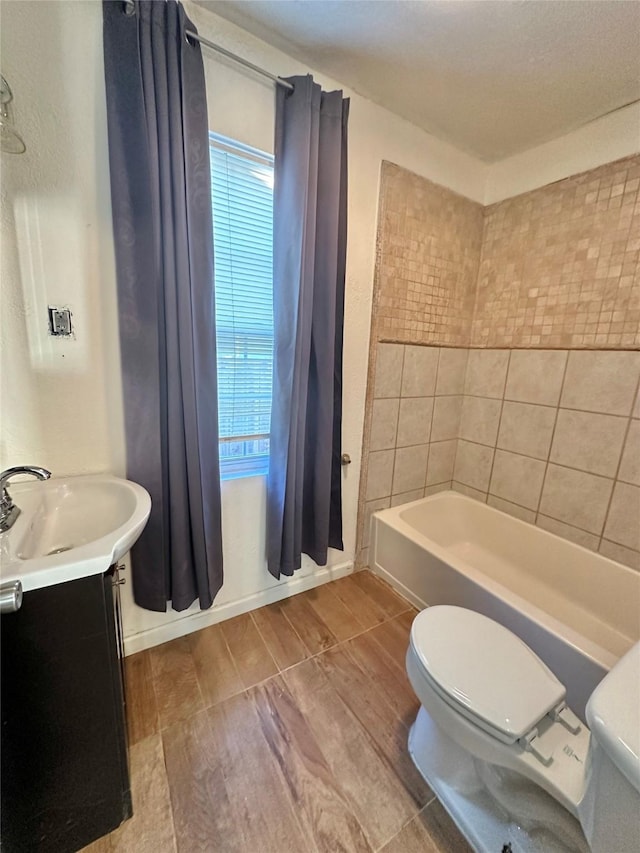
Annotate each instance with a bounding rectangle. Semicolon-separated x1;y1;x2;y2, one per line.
371;490;640;721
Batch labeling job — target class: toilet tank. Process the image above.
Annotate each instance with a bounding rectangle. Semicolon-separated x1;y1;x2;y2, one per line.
579;643;640;853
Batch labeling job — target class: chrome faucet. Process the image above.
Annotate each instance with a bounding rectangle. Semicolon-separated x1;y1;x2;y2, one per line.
0;466;51;533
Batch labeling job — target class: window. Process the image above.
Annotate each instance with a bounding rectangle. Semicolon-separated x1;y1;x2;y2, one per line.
210;133;274;479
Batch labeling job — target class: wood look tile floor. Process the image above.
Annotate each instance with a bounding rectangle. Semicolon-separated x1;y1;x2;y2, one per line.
81;571;471;853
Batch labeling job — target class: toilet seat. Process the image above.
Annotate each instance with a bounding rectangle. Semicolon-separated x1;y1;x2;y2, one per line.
410;606;566;744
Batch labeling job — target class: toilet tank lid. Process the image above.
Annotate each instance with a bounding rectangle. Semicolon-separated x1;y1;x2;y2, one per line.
410;606;566;742
586;642;640;794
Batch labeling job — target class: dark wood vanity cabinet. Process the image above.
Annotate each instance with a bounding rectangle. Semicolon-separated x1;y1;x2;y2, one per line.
1;569;132;852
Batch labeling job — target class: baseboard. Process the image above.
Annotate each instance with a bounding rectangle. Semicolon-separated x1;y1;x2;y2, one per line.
123;560;354;655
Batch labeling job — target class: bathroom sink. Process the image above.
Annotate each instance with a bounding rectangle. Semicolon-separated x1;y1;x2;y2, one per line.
0;475;151;591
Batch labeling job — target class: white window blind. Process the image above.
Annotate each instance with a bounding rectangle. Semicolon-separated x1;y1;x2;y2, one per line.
210;133;274;479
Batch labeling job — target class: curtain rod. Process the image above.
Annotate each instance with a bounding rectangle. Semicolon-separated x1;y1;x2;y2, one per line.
122;0;295;92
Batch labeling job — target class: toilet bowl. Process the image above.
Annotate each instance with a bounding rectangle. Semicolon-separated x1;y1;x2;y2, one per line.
406;605;640;853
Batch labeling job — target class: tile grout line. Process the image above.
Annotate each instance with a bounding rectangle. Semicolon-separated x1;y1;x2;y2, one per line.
373;797;438;853
422;348;442;495
597;370;640;554
450;350;470;487
144;649;162;744
148;638;207;733
389;344;408;501
218;616;253;691
455;436;624;484
155;595;417;730
199;603;417;708
484;350;512;502
534;350;571;524
248;606;289;675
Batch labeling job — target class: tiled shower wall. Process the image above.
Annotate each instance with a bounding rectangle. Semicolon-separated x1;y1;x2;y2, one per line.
357;154;640;570
473;156;640;349
373;162;483;346
360;344;467;565
453;348;640;569
360;344;640;571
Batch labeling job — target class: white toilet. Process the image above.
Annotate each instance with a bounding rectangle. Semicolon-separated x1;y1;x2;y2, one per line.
406;605;640;853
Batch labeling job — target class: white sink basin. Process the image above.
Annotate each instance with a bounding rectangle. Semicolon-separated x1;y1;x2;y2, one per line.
0;474;151;591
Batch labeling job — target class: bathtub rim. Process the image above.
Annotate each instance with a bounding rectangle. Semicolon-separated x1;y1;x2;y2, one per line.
370;490;639;674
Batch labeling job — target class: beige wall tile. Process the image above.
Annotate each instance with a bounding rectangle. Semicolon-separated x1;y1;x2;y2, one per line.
536;515;600;552
599;539;640;571
363;497;391;547
453;440;494;492
391;489;424;507
397;397;433;447
366;450;395;500
472;155;640;350
426;440;457;485
431;396;463;442
489;450;546;510
633;390;640;419
550;409;628;477
464;350;510;398
370;398;400;451
401;346;439;397
425;482;452;496
374;344;404;398
487;495;536;523
436;348;468;395
560;351;640;416
451;481;488;502
539;464;614;534
374;162;483;348
393;445;429;494
459;396;502;446
504;350;567;406
603;482;640;551
619;419;640;486
497;401;556;460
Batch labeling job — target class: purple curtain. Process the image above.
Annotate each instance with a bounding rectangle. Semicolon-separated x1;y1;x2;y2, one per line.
103;0;223;611
267;75;349;579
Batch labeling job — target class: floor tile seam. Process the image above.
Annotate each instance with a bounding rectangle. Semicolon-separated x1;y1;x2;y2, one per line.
250;598;310;670
212;620;247;692
320;633;418;744
154;602;415;723
243;608;282;680
372;795;437;853
272;607;414;678
302;590;357;649
127;651;161;747
142;650;162;741
184;606;409;710
336;572;409;624
311;579;374;639
148;641;207;730
277;595;339;660
152;729;183;853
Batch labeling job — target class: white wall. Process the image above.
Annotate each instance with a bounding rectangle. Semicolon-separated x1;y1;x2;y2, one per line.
484;101;640;204
0;0;488;653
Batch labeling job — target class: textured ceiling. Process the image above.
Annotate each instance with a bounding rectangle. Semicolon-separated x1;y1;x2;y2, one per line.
198;0;640;161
